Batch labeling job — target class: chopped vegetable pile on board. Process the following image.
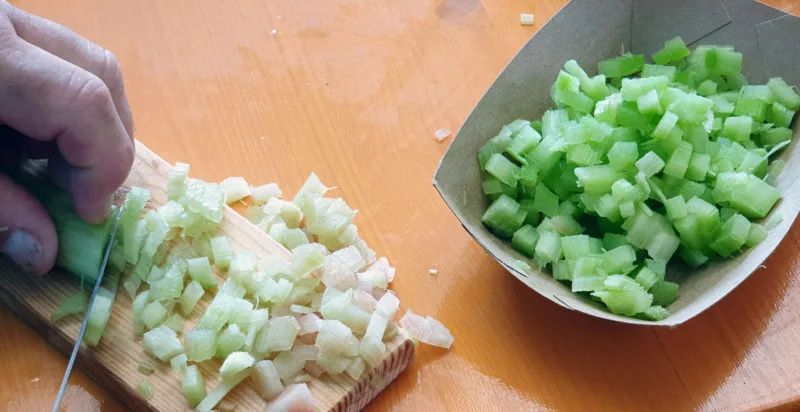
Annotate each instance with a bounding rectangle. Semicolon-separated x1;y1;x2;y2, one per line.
477;37;798;320
40;162;453;409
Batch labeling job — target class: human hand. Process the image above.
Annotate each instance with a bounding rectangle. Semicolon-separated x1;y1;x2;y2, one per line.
0;2;134;275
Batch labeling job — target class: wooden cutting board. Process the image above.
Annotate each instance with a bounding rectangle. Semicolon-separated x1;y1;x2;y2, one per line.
0;141;415;411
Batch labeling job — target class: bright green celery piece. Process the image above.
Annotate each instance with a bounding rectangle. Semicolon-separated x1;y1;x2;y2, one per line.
710;213;751;257
602;233;629;250
665;196;688;220
511;225;539;258
598;54;645;78
714;172;780;218
526;136;565;174
634;266;663;290
650;280;679;306
561;235;601;259
592;275;653;316
594;194;622;222
619;201;635;218
553;260;573;281
532;184;561;218
687;196;721;234
534;230;562;266
734;85;772;122
168;162;190;200
570;256;606;292
506;119;531;133
696;79;718;97
478;133;512;171
541;109;570;139
554;88;594;114
52;290;89;322
185;329;217;362
646;259;667;277
710;94;736;114
722;116;753;143
483;176;518;201
652;36;690;65
210;236;233;270
704;47;743;76
667;93;714;124
555;70;580;92
607;142;638;171
506;126;542;164
767;102;795;128
485;153;520;186
685;152;711;181
642;64;676;81
621;76;669;101
746;223;768;247
142;300;168;330
635;151;665;177
638;305;670;321
566;144;603;166
83;288;116;346
736;151;767;176
616;101;653;131
518;199;541;226
574;165;623;194
149;264;184;302
652;111;678;140
602;245;636;274
767;77;800;110
637;89;663;115
217;324;246;359
663;141;693;178
550;215;583;236
760;127;793;147
481;194;526;239
610;179;638;203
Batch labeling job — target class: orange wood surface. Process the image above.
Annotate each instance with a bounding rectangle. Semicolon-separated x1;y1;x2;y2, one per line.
1;0;800;411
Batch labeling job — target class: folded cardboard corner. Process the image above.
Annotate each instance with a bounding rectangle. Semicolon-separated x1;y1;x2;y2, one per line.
433;0;800;326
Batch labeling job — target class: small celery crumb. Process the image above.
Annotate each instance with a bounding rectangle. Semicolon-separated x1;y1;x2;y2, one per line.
520;13;535;26
515;260;532;272
434;128;452;142
429;268;439;276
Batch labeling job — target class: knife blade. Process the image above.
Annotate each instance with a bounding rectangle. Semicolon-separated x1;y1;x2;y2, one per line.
52;206;124;412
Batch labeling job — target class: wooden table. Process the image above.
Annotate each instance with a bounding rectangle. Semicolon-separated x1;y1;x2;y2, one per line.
2;0;800;410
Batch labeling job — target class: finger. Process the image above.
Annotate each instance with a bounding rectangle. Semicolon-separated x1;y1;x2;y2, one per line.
0;26;134;223
3;3;134;140
0;173;57;276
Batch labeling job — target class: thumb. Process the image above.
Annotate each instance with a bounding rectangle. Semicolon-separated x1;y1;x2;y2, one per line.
0;172;57;276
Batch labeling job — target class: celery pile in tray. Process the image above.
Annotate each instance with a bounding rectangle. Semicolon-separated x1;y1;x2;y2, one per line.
477;37;798;320
90;164;453;410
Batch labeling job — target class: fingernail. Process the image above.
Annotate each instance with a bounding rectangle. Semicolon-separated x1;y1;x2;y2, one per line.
2;231;42;273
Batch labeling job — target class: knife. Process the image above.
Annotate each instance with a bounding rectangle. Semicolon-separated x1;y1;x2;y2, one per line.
52;206;124;412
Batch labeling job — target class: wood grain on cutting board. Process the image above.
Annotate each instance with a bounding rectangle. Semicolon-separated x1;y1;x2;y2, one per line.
1;0;800;411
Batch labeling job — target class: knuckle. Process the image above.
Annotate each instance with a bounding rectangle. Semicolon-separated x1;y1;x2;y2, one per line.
99;49;123;88
71;75;114;114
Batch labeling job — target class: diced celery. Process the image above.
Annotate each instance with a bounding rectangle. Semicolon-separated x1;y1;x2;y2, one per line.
663;141;693;178
768;102;795;128
652;112;678;140
603;233;629;251
668;93;713;125
511;225;539;258
722;116;753;143
220;176;251;204
761;127;793;147
171;353;188;374
767;77;800;110
532;184;560;218
485;153;520;186
180;280;205;317
592;275;652;316
143;326;184;362
639;305;670;321
735;85;772;122
602;245;636;274
187;257;217;288
635;151;665;177
598;54;645;78
210;236;233;270
696;79;718;97
715;172;780;218
217;324;246;359
637;89;662;114
185;329;217;362
652;37;690;65
534;230;561;266
650;280;679;306
574;165;623;194
642;64;676;81
746;223;768;247
710;213;751;257
621;76;669;101
704;47;742;76
634;267;662;290
182;365;206;407
665;196;687;220
550;215;583;236
506;125;542;163
168;162;190;200
554;88;595;113
685;152;711;181
561;235;599;259
142;300;168;330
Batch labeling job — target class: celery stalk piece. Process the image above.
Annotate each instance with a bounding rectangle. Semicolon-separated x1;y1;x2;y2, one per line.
163;314;184;333
511;225;539;258
704;47;743;76
481;194;525;239
761;127;793;147
642;64;676;81
251;360;284;401
621;76;669;101
138;362;154;376
263;316;300;353
197;294;234;332
149;264;184;302
187;257;217;288
652;36;690;65
220;177;251;205
52;290;89;322
170;353;188;374
209;236;234;270
251;183;282;206
767;77;800;110
184;329;217;362
598;54;645;78
82;288;115;346
650;280;679;306
122;188;151;265
485;153;520;186
634;267;662;290
592;275;653;316
217;324;246;359
722;116;753;143
710;213;751;257
168;162;190;200
663;141;693;179
746;223;768;247
635;152;665;177
639;305;670;321
534;230;561;266
652;112;678;140
137;379;153;400
182;365;206;408
142;300;168;330
196;370;250;411
219;351;255;381
143;326;184;362
180;280;205;317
